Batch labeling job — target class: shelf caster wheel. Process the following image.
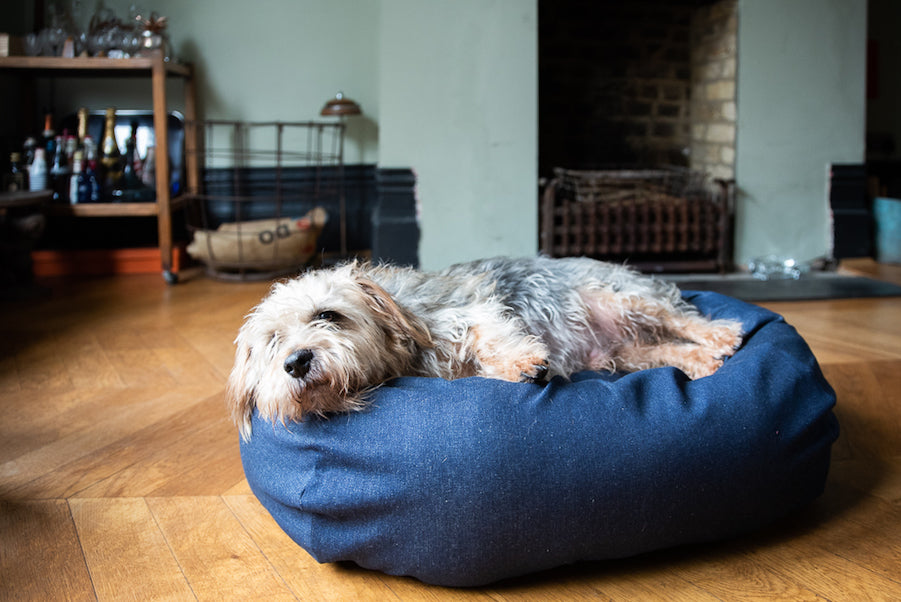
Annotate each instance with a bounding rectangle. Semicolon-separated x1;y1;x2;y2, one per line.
163;270;179;284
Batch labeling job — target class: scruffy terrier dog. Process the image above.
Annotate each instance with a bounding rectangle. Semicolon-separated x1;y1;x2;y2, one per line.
228;256;743;440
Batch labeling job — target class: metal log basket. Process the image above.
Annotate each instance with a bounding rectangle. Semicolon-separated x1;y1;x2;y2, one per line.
183;120;346;281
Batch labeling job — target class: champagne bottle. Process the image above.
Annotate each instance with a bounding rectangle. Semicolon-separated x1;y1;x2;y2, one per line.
99;107;123;196
76;107;89;148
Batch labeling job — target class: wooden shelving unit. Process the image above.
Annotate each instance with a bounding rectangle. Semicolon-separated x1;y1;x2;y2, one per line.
0;52;198;283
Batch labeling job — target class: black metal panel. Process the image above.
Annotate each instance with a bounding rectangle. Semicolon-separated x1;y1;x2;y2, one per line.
829;163;871;259
373;168;419;267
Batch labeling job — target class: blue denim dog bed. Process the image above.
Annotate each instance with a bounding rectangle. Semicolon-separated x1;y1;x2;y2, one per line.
240;291;838;587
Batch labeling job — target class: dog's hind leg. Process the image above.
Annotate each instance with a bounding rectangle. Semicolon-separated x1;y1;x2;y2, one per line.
615;317;743;379
581;289;742;379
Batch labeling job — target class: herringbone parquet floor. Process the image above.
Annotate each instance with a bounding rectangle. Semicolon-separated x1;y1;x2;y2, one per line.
1;260;900;600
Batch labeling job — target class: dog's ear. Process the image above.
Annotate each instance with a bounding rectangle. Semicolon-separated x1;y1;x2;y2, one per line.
357;277;432;351
226;335;256;442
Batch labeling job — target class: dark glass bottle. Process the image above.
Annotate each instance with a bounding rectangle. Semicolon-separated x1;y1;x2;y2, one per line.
80;159;102;203
122;122;142;190
69;150;84;205
50;134;71;202
4;152;27;192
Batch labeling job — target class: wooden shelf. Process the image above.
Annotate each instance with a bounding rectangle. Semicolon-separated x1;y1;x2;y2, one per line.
0;50;198;282
44;195;189;217
0;55;191;77
0;190;52;209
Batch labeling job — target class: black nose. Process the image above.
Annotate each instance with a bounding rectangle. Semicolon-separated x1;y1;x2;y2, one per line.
284;349;314;379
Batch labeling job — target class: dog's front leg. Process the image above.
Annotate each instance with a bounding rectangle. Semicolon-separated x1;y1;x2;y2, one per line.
466;312;550;383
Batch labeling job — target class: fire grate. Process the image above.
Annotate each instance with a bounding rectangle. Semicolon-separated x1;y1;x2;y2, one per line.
541;167;734;273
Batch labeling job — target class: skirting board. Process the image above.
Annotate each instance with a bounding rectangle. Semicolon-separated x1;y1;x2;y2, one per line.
32;247;185;277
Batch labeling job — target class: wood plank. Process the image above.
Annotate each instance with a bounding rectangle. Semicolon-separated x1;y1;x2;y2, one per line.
68;497;194;601
227;493;497;600
664;552;824;600
486;558;721;602
824;361;901;459
0;385;213;498
44;201;160;217
0;189;52;207
762;299;901;364
799;485;901;586
0;500;95;601
147;496;296;600
12;391;242;499
32;247;186;277
741;527;901;601
829;457;901;505
224;494;406;601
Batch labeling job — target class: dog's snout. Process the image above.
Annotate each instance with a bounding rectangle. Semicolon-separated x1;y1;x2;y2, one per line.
284;349;314;379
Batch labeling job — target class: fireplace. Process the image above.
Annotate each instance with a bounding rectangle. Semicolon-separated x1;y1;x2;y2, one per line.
539;0;737;272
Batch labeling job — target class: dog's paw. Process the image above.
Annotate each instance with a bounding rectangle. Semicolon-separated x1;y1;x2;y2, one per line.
709;319;743;359
519;359;550;384
680;319;743;379
683;353;724;380
479;355;549;383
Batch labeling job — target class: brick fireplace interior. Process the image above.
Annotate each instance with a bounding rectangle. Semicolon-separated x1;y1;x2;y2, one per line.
539;0;737;180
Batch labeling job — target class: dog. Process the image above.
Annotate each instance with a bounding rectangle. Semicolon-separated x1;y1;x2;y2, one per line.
228;256;743;440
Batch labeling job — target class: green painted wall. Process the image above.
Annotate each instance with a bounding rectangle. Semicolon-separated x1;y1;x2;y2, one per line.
378;0;538;269
735;0;867;265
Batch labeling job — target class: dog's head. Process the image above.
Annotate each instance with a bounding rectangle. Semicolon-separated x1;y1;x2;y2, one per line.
227;262;431;440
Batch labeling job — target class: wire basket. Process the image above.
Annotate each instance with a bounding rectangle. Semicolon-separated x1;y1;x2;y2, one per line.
184;120;346;281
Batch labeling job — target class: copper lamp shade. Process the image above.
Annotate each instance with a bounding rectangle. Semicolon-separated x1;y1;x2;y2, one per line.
321;92;362;117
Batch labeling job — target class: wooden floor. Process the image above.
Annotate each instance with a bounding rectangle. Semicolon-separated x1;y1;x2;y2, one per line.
1;259;900;601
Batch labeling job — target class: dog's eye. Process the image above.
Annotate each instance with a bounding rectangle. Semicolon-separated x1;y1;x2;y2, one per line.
265;331;280;350
315;310;344;324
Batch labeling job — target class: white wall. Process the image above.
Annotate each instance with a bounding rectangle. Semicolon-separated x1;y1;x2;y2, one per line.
379;0;538;270
735;0;867;265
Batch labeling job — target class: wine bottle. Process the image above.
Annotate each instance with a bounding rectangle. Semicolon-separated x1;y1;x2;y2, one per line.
122;121;142;190
50;134;71;202
69;150;84;205
4;152;27;192
41;113;55;150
